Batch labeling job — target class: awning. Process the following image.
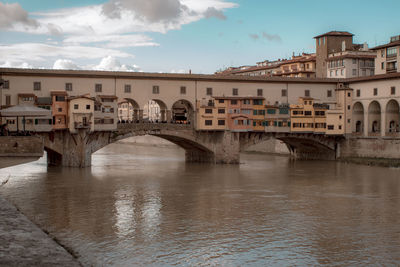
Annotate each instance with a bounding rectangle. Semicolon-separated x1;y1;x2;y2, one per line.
0;104;51;117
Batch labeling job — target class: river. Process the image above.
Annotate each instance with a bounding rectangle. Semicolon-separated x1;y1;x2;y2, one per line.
0;138;399;266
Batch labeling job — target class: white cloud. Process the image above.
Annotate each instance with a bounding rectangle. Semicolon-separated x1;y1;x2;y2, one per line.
92;56;141;72
63;34;159;48
0;61;33;69
0;0;237;70
0;43;134;62
53;59;79;70
170;69;186;73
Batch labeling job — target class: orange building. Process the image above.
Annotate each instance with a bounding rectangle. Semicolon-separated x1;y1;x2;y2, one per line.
51;91;68;130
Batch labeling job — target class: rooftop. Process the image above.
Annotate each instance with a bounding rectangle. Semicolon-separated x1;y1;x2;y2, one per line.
314;31;354;39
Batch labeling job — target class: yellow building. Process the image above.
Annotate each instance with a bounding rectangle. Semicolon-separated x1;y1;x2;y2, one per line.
196;98;227;131
290;97;328;133
252;98;265;131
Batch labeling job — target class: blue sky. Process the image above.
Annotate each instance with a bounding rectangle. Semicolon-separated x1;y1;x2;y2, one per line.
0;0;399;73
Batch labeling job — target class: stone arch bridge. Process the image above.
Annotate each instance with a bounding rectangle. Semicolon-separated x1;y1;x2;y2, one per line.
38;124;343;167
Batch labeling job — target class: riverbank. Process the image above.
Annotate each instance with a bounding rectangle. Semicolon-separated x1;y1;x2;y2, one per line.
0;195;81;266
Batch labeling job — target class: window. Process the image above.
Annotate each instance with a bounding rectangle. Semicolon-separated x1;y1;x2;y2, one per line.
2;80;9;89
205;120;212;126
281;89;287;97
206;87;212;96
391;86;396;95
347;92;351;97
180;86;186;95
330;70;333;77
218;99;224;103
328;125;334;130
33;82;41;91
232;88;238;96
218;120;225;126
381;50;385;57
257;89;263;96
231;100;237;105
218;109;225;114
243;99;251;105
356;89;360;97
5;95;11;106
205;109;213;114
373;88;378;96
352;69;356;76
86;104;91;110
74;104;79;109
305;90;310;97
65;83;72;91
95;84;102;92
381;62;385;70
327;90;332;97
152;85;159;94
387;47;397;57
347;105;351;110
55;96;65;102
253;99;263;105
352;59;356;64
305;111;312;116
124;84;131;93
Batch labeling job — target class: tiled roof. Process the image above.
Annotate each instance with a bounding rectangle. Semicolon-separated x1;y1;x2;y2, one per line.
0;68;339;84
371;40;400;50
314;31;354;39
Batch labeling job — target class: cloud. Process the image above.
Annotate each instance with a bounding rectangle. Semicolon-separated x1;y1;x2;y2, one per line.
170;69;186;73
204;7;226;20
249;34;259;40
53;59;79;70
0;0;237;69
0;43;134;62
262;32;282;42
92;56;141;72
102;0;185;22
63;34;159;48
0;2;39;30
250;32;282;43
0;61;33;69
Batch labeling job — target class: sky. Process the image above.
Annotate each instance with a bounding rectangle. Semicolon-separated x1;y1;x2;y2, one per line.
0;0;399;74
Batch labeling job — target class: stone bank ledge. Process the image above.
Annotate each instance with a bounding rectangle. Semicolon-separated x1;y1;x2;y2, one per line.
0;196;81;267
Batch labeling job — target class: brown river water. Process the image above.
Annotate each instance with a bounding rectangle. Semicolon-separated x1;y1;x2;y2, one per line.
0;138;400;266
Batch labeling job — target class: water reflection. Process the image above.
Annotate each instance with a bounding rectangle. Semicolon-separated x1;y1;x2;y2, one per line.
0;141;399;266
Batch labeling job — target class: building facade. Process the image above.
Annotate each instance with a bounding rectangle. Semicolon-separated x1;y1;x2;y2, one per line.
372;35;400;75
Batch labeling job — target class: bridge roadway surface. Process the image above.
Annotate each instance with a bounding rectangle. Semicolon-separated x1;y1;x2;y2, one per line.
0;195;81;266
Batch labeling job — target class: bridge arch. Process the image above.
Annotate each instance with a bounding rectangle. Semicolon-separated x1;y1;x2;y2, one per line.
386;99;400;135
118;98;140;122
171;99;195;124
368;101;381;135
143;99;168;122
352;102;364;134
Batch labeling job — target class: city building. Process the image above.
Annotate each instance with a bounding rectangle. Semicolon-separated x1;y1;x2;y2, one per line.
94;95;118;131
68;95;95;134
50;91;68;130
372;35;400;75
264;104;291;133
315;31;355;78
327;48;376;78
274;53;316;78
196;98;227;131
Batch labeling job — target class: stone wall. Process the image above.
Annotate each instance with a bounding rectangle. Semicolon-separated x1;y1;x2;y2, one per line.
339;137;400;160
0;136;43;157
